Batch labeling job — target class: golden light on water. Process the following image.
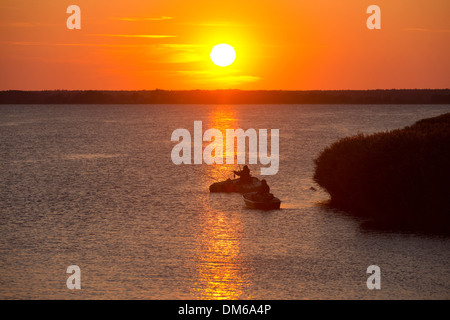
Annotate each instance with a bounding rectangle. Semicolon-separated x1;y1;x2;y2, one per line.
209;105;238;132
202;106;240;182
192;106;251;299
193;210;249;299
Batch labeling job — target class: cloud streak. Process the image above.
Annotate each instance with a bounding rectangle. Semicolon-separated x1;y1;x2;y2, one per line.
178;21;253;28
0;41;206;64
0;42;199;49
150;44;206;63
0;22;57;27
405;28;450;33
176;70;261;84
91;34;177;38
111;16;174;22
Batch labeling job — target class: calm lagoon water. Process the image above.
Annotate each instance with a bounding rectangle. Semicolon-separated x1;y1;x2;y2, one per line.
1;104;449;299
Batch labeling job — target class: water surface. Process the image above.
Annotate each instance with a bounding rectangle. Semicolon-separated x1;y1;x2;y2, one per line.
1;104;449;299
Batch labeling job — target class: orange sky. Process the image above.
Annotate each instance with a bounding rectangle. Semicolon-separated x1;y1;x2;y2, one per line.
0;0;449;90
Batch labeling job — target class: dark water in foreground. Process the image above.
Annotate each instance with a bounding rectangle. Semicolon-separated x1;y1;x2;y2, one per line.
1;104;449;299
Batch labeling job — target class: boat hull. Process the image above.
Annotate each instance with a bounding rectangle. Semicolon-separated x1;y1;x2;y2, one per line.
243;192;281;210
209;177;261;193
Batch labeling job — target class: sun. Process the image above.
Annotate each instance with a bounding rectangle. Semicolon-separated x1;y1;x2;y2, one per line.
210;44;236;67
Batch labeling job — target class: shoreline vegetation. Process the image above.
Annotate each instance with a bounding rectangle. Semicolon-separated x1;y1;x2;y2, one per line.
1;89;449;104
314;113;450;235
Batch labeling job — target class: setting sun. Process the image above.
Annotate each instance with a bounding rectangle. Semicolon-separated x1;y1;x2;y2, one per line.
210;44;236;67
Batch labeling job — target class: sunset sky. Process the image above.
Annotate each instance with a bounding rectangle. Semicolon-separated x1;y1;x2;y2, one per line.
0;0;449;90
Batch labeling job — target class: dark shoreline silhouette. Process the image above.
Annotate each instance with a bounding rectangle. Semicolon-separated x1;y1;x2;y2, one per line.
1;89;449;104
314;113;450;235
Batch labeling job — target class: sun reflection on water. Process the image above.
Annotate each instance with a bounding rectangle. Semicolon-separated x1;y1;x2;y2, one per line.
202;106;241;182
192;209;250;299
192;106;251;300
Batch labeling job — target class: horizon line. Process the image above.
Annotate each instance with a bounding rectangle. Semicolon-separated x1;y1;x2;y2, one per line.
1;88;450;92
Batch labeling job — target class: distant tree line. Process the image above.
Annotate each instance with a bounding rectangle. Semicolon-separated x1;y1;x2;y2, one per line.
0;89;449;104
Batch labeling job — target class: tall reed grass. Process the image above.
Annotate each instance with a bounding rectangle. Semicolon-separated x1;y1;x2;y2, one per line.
314;113;450;233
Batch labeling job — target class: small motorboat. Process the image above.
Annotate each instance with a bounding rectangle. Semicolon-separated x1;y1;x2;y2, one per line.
209;177;261;193
243;192;281;210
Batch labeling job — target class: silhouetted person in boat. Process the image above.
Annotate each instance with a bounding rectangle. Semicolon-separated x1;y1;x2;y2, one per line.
258;179;270;194
234;165;252;184
252;179;272;202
